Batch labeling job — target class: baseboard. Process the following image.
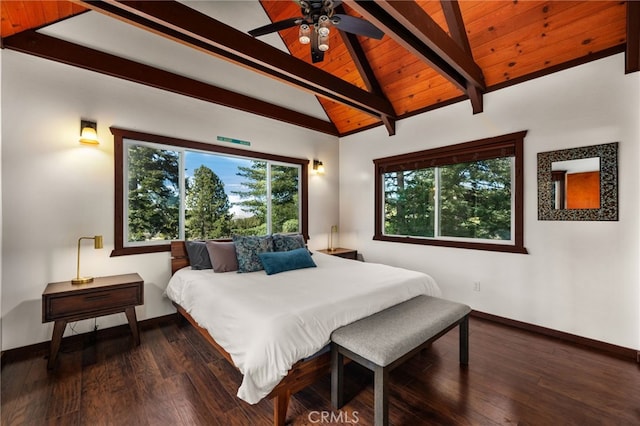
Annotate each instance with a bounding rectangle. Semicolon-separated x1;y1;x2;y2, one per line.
3;311;637;367
1;313;179;367
471;310;638;362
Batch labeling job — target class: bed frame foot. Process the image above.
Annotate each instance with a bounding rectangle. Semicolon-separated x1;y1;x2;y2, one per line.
273;391;290;426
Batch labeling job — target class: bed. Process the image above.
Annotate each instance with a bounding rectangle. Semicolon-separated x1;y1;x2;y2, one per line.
167;240;441;425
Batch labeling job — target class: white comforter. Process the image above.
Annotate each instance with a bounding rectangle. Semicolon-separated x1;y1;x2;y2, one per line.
165;251;441;404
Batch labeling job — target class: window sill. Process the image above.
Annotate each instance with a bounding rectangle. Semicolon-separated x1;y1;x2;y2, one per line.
373;234;528;254
111;244;171;257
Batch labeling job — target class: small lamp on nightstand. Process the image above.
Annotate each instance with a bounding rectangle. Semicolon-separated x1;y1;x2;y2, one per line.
72;235;103;284
328;225;338;252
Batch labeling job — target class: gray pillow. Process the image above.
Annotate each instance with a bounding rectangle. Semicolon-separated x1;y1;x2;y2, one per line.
206;241;238;273
185;241;212;270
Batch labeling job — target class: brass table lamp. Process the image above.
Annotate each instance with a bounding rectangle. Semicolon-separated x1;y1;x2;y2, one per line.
72;235;103;284
328;225;338;252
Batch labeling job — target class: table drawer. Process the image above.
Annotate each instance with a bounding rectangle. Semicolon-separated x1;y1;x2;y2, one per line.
45;285;141;321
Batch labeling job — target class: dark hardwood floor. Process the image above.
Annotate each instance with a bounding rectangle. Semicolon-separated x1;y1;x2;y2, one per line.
2;315;639;425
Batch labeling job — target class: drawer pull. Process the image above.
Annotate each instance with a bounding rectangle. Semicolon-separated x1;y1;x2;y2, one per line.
85;294;110;301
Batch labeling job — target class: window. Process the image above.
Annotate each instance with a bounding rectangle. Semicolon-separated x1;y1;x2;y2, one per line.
111;128;308;256
374;131;527;253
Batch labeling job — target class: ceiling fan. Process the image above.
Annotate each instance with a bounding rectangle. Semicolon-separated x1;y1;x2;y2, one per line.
248;0;384;63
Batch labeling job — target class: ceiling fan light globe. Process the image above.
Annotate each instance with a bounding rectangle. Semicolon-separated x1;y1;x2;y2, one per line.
318;15;330;37
299;23;311;44
318;32;329;51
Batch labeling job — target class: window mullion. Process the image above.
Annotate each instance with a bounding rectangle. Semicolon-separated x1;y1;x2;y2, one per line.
510;156;516;241
266;162;272;234
123;142;131;246
434;167;441;237
179;150;186;241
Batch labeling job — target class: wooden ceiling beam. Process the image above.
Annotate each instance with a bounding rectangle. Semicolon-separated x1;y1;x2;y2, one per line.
440;0;483;114
626;0;640;73
345;0;485;95
74;0;396;121
2;30;339;136
336;7;395;136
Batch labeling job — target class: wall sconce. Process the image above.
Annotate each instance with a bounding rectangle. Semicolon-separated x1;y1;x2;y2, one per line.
313;160;325;175
79;120;99;145
72;235;103;284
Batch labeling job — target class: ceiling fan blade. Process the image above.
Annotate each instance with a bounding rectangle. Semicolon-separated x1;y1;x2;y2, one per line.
248;17;303;37
311;47;325;63
331;14;384;40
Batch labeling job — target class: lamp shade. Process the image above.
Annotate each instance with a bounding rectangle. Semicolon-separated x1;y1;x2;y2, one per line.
94;235;104;249
80;126;99;144
79;120;99;145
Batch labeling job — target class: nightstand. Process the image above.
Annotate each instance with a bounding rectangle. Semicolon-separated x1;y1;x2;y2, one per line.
42;273;144;369
317;248;358;260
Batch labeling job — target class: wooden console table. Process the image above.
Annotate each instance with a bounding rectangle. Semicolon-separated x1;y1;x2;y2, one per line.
42;273;144;369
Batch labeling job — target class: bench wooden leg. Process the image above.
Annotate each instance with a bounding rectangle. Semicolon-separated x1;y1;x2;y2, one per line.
374;365;389;426
459;315;469;365
331;343;344;409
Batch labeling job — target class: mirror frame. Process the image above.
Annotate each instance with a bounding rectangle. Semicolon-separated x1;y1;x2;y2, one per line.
537;142;618;221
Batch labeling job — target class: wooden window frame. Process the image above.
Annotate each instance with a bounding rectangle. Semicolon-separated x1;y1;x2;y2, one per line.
110;127;309;257
373;131;528;254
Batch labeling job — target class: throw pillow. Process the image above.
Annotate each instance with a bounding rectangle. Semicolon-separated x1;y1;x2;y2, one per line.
185;240;212;270
233;235;273;273
272;233;306;252
205;241;238;273
258;247;317;275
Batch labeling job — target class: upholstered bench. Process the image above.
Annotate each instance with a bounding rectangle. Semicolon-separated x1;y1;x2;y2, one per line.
330;295;471;426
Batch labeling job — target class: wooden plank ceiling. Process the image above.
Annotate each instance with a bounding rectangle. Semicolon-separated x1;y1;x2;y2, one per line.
1;1;635;137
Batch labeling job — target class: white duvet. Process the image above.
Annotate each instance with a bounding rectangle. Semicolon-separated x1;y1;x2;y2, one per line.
164;251;441;404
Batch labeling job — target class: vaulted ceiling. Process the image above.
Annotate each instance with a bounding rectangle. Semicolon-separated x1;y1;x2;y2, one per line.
1;1;638;137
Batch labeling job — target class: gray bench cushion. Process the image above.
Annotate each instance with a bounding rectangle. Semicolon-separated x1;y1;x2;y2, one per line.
331;295;471;367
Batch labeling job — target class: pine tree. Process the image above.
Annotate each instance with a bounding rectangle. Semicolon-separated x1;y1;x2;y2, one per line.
127;145;179;242
233;161;299;235
185;165;232;239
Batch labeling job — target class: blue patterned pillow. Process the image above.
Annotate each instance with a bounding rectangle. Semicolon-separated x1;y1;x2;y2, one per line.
233;235;273;273
272;233;306;252
185;241;212;270
259;248;316;275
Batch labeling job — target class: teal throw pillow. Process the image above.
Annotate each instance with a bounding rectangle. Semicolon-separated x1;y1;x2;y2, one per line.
258;247;316;275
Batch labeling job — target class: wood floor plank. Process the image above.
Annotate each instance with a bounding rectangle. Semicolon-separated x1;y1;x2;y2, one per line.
78;362;113;425
2;316;639;425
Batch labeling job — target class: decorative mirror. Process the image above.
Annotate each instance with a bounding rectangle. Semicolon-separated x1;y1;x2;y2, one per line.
538;142;618;221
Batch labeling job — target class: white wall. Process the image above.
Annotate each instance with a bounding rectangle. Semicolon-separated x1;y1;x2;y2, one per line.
0;51;339;350
340;53;640;350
